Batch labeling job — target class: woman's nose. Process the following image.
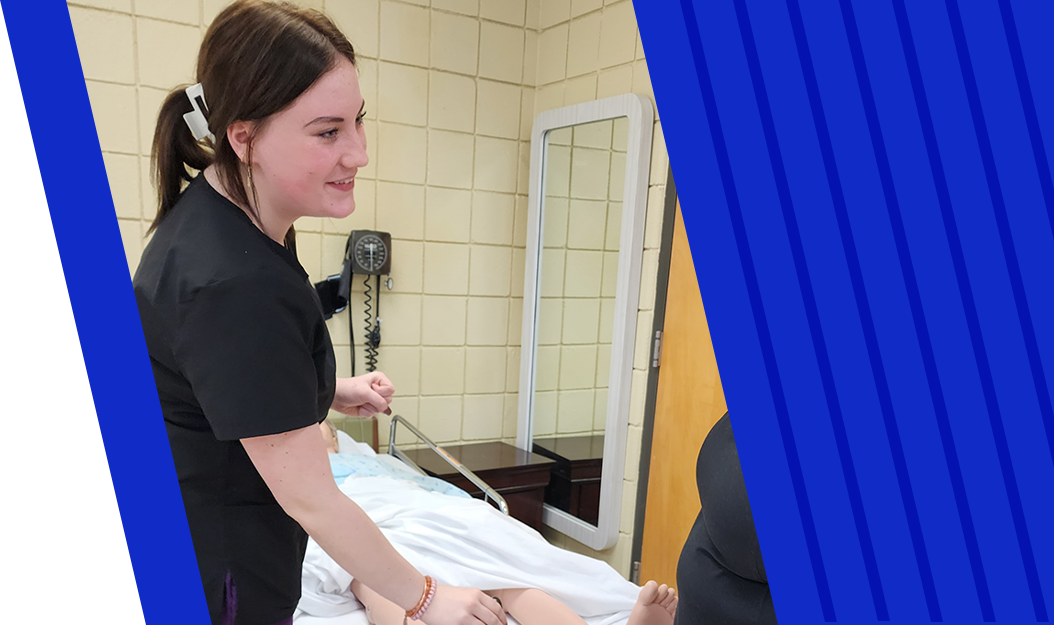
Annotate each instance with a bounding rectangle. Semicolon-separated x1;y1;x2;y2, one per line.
341;130;369;169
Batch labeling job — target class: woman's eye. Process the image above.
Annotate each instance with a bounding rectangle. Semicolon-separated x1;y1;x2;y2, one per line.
319;128;339;139
356;111;367;126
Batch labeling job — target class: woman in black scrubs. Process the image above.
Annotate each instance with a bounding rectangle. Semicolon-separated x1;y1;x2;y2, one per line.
132;3;508;625
675;413;776;624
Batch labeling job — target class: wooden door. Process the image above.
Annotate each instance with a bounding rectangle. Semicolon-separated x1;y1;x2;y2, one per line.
638;203;727;588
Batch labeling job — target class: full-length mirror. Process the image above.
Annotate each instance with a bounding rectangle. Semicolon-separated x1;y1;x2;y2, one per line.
531;119;626;526
519;95;653;550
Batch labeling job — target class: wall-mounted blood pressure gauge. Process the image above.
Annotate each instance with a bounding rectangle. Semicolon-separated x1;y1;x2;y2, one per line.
349;230;392;275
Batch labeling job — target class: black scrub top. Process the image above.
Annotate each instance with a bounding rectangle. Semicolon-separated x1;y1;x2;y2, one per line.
675;413;775;625
133;175;336;625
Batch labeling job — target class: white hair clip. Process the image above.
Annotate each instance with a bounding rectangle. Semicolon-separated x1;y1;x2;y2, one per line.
183;83;215;143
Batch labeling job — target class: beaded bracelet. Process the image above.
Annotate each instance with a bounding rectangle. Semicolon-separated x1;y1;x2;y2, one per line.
407;575;435;621
406;576;429;619
412;577;437;621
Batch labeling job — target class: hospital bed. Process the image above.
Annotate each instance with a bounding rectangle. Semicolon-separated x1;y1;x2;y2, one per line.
297;413;506;625
329;413;509;515
295;415;639;625
386;415;509;515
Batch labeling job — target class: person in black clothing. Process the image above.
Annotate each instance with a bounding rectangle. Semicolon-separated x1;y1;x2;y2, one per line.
675;413;776;625
133;3;508;625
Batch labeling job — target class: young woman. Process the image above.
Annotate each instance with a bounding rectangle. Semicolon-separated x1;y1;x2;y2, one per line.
132;3;507;625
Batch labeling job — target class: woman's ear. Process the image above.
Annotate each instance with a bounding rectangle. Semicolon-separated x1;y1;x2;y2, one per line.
226;120;255;162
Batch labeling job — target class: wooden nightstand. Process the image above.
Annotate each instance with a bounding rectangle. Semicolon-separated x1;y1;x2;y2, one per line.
402;442;556;532
532;435;605;526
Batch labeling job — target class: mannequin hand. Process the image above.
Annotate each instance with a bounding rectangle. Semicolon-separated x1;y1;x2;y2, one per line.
424;585;507;625
331;373;395;417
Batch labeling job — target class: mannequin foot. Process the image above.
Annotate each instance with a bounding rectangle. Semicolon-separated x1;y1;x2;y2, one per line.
627;581;677;625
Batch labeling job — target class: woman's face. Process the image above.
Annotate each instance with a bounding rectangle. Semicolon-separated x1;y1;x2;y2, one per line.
248;57;368;222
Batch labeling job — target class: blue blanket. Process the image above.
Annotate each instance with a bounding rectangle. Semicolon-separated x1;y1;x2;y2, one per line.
328;452;471;499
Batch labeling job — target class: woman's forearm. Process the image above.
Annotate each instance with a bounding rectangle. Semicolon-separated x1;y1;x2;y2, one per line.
297;490;425;611
241;425;423;612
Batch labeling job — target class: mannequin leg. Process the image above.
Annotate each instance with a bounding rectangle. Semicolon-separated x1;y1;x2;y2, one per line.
488;588;588;625
489;584;677;625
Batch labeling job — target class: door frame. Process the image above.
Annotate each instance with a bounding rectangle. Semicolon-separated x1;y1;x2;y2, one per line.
628;166;681;582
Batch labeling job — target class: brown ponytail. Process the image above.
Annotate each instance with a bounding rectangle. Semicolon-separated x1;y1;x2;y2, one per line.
148;0;357;250
150;87;213;231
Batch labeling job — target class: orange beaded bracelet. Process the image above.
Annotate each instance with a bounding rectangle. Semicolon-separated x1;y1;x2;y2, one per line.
406;575;435;621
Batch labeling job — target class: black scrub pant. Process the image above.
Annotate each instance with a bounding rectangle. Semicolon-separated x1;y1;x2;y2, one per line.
674;413;777;625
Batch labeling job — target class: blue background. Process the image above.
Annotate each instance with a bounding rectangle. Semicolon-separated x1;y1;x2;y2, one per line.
6;0;1054;622
636;0;1054;622
4;2;208;619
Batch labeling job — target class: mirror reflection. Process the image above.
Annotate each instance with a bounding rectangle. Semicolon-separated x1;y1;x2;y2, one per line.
531;117;629;527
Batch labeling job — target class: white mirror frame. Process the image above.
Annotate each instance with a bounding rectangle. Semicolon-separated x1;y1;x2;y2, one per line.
517;94;654;550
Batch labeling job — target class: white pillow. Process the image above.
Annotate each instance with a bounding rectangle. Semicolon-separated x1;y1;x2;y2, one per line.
334;428;377;457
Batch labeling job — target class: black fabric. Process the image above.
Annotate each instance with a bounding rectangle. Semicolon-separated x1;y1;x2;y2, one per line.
133;175;336;625
675;413;776;625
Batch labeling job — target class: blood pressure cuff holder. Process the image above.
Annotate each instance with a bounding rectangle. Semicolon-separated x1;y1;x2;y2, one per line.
314;273;346;320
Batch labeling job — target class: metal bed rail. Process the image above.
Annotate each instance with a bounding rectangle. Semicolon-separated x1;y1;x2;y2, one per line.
389;414;510;516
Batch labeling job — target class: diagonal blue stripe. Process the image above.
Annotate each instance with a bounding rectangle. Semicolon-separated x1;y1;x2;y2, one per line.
892;0;1045;620
676;0;836;620
941;1;1050;619
987;0;1054;481
834;0;995;620
731;0;889;619
998;0;1054;245
769;0;947;618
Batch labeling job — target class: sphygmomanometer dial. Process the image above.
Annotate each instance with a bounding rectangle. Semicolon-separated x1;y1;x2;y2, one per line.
354;233;388;273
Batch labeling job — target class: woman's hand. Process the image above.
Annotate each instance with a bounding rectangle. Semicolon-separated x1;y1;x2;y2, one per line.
331;373;395;417
425;585;508;625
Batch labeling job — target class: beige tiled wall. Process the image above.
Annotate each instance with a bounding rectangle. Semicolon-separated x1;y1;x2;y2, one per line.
69;0;667;577
535;120;626;440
